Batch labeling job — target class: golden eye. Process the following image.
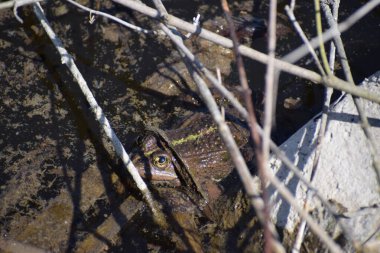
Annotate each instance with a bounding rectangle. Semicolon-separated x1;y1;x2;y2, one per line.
153;154;170;169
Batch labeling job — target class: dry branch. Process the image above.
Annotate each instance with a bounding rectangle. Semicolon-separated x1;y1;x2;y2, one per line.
221;0;276;251
284;0;380;64
262;0;278;250
112;0;380;104
285;2;325;75
32;1;168;228
65;0;152;34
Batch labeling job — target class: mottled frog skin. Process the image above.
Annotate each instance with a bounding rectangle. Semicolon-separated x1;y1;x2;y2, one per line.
131;113;251;194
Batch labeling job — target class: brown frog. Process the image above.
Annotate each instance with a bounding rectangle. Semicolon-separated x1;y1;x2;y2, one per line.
130;112;254;251
130;112;252;204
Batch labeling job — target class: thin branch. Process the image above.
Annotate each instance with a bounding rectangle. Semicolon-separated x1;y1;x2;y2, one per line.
113;0;380;104
263;0;278;175
32;2;168;228
0;0;43;23
0;0;41;10
220;0;281;252
284;3;325;75
262;0;278;251
65;0;153;34
314;0;331;74
283;0;380;64
0;0;14;9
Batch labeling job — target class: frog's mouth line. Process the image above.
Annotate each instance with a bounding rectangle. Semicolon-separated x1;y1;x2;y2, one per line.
144;125;209;206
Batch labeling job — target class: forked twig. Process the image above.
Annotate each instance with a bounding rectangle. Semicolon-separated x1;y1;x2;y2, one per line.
0;0;42;23
65;0;153;34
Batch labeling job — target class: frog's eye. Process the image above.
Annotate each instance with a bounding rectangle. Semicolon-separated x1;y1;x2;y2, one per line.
153;153;171;169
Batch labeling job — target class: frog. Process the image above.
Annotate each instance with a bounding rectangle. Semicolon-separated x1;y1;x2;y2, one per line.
130;112;252;204
129;111;254;251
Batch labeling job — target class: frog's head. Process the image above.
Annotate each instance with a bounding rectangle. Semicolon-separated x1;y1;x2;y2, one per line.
131;134;178;182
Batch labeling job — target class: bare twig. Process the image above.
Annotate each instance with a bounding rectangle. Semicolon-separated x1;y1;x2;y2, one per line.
65;0;153;34
0;0;40;10
32;2;167;228
0;0;43;23
220;0;280;252
263;0;278;176
285;2;325;75
262;0;278;251
314;0;330;74
0;0;14;9
113;0;380;104
284;0;380;64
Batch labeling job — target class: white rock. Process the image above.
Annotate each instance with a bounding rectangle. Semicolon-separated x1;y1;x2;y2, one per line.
269;71;380;244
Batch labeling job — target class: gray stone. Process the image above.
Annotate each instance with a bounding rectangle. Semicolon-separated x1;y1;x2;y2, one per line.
269;71;380;246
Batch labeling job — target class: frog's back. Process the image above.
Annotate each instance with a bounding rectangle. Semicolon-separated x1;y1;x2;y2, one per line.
166;113;250;180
